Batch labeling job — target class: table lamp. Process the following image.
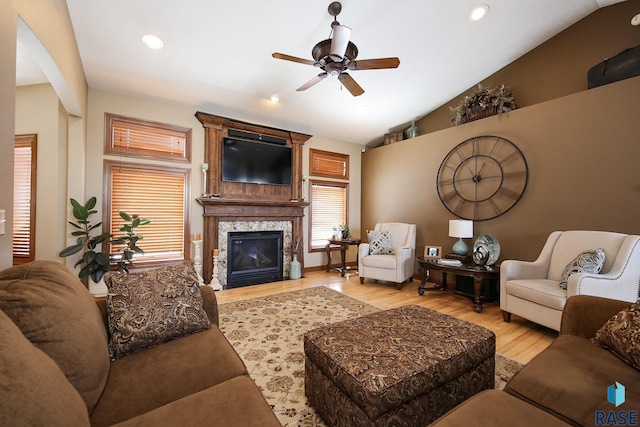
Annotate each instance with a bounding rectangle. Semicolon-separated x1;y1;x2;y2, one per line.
449;220;473;256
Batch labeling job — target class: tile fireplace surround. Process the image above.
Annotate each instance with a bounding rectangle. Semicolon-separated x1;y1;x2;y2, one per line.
218;220;292;288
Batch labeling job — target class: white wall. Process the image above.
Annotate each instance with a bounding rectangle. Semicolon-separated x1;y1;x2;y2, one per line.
302;136;363;268
0;1;18;268
87;88;362;269
15;84;68;261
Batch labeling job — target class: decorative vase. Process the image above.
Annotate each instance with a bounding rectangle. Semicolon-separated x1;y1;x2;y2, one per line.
473;234;501;266
290;255;302;280
405;120;421;139
341;230;349;240
89;276;108;297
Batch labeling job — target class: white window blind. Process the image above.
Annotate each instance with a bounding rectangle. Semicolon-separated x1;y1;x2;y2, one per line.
310;148;349;180
105;161;189;265
105;113;191;163
309;180;347;250
13;135;37;265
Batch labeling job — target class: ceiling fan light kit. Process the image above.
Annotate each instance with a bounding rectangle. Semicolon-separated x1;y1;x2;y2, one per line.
272;1;400;96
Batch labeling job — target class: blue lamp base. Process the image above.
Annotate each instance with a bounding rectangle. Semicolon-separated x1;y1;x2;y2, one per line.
452;238;468;256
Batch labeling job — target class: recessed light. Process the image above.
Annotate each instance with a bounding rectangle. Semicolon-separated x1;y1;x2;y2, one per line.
357;105;370;114
142;34;164;50
270;93;280;103
470;5;489;22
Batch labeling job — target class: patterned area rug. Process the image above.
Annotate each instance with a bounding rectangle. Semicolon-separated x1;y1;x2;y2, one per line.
218;286;523;427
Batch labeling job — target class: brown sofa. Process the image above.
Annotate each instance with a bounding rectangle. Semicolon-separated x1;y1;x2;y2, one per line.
0;260;281;427
432;295;640;426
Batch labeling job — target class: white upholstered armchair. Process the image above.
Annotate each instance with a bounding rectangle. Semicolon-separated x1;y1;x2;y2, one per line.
358;223;417;289
501;230;640;331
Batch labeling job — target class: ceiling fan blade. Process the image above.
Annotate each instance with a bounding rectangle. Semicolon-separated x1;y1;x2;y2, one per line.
329;25;351;61
272;52;316;67
349;57;401;70
338;73;364;97
296;73;328;91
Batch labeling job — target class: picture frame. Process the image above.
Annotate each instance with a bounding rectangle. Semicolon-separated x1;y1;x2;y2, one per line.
424;245;442;260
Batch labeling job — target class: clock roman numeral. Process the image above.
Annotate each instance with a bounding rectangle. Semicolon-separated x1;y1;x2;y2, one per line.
442;190;458;202
499;150;520;165
453;198;466;215
455;147;470;162
503;171;527;179
498;187;521;200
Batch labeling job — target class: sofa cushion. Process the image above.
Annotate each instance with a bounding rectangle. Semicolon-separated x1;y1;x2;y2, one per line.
430;390;571;427
0;309;91;426
558;248;605;290
89;326;249;426
362;253;397;269
0;261;110;413
111;376;281;427
367;230;394;255
505;335;640;426
505;279;567;310
104;262;211;360
548;231;625;281
593;301;640;370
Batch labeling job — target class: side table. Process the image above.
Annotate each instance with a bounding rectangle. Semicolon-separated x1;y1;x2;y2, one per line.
325;238;361;277
416;256;500;313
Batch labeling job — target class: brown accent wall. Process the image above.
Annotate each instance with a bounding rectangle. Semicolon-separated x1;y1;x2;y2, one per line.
362;75;640;263
416;1;640;135
362;1;640;265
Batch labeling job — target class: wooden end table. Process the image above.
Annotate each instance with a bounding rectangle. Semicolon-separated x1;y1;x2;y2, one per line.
416;256;500;313
325;238;361;277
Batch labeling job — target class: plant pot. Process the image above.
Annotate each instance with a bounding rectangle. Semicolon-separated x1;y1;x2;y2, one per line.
89;276;108;297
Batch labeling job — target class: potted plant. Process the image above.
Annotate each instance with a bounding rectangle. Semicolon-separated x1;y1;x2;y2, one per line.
59;197;112;294
110;212;151;273
449;84;517;126
333;224;350;239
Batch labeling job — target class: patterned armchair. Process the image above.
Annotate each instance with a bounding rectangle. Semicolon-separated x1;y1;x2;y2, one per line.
500;230;640;331
358;223;417;289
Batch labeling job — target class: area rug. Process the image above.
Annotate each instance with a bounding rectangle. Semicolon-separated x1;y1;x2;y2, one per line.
218;286;523;427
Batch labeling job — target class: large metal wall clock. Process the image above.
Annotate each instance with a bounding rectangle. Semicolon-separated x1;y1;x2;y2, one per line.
437;135;528;221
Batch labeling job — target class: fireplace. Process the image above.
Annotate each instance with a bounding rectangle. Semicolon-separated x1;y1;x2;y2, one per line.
227;231;284;288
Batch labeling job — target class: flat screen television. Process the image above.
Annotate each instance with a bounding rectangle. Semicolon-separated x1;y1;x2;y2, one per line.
222;137;292;186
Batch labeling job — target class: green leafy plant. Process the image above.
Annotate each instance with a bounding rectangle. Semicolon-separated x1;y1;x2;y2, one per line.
450;84;517;126
111;212;151;273
59;197;112;283
333;224;350;239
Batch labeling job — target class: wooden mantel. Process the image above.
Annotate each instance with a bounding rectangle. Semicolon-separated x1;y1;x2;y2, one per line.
195;112;312;284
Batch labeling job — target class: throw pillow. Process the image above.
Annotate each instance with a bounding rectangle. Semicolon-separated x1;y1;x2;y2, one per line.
592;302;640;370
0;260;109;413
367;230;394;255
0;309;91;426
559;248;605;290
104;261;211;360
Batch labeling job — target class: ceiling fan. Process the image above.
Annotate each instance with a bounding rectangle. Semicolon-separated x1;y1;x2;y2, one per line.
272;1;400;97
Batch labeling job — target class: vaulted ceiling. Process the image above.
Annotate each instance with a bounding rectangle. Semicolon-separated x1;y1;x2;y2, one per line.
18;0;626;145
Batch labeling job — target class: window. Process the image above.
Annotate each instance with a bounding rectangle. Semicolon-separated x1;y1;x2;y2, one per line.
104;161;190;266
104;114;192;268
13;134;37;265
309;180;348;251
310;148;349;180
105;113;191;163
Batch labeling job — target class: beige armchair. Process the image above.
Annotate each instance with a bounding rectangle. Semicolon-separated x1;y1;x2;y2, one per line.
358;223;417;289
500;230;640;331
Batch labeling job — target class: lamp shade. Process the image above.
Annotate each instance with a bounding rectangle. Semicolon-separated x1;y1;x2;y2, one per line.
329;25;351;61
449;220;473;239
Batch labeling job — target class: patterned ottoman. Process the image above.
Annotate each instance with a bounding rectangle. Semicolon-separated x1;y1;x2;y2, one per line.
304;305;495;427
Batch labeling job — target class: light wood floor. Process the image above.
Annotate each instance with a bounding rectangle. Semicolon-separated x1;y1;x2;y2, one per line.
214;270;558;364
